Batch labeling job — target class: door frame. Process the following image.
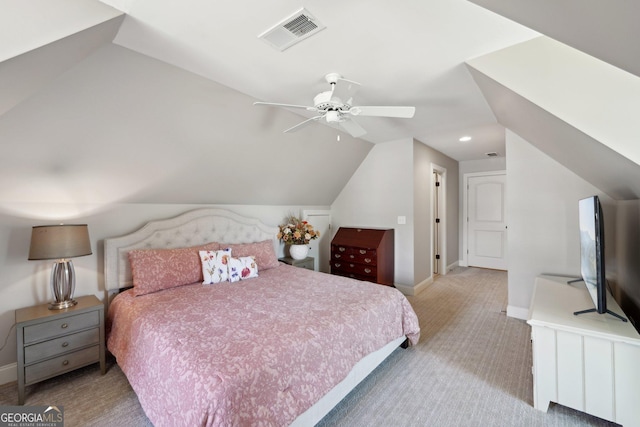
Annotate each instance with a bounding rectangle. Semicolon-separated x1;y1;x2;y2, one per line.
302;209;331;272
431;163;447;276
461;170;506;268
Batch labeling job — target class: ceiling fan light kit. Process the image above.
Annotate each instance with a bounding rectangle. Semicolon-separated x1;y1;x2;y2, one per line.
254;73;416;138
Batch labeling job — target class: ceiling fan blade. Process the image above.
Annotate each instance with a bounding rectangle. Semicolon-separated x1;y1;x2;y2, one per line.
283;115;324;133
254;101;317;112
330;79;360;105
339;118;367;138
349;106;416;118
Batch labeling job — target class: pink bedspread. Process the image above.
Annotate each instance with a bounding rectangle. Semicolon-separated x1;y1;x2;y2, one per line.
107;263;420;427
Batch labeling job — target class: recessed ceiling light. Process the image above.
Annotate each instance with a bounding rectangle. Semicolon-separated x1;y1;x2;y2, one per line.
459;136;472;142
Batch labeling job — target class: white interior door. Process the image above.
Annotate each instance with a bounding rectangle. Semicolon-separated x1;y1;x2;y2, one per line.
467;173;507;270
303;210;331;272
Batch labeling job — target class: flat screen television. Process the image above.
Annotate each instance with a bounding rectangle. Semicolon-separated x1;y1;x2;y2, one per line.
573;195;627;321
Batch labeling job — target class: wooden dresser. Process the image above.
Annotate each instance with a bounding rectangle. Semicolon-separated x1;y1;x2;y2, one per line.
330;227;394;286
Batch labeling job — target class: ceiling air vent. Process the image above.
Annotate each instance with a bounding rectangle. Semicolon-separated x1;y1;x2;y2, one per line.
258;8;326;51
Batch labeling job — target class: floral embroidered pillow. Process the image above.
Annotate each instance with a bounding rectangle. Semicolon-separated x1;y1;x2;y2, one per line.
228;256;259;283
200;249;231;284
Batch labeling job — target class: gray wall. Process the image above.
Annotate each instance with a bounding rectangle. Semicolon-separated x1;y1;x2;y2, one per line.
506;130;601;317
413;140;459;285
611;201;640;328
331;139;415;287
331;138;459;293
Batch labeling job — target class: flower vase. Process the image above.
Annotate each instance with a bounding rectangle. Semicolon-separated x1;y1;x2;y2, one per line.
289;244;309;260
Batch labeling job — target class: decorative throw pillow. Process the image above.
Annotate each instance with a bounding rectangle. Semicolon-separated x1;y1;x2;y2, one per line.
228;256;259;282
200;249;232;284
128;242;220;296
223;240;279;271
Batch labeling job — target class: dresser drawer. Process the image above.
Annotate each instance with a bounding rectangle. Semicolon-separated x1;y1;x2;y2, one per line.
24;345;99;385
331;261;377;278
331;245;377;265
24;328;99;365
23;311;99;345
331;269;376;283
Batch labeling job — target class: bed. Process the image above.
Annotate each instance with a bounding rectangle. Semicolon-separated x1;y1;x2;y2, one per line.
104;208;420;426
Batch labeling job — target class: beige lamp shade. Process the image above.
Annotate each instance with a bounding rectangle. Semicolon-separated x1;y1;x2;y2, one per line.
28;224;92;260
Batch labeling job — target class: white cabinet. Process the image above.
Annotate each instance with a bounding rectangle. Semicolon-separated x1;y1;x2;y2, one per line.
528;276;640;426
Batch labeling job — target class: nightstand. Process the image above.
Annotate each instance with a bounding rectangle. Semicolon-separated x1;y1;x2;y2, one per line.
15;295;106;404
279;256;315;271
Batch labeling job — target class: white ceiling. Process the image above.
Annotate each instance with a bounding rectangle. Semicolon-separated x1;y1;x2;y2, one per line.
97;0;539;161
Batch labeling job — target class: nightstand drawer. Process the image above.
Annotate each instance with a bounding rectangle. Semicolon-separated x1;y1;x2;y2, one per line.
24;328;99;365
25;345;99;385
23;311;99;344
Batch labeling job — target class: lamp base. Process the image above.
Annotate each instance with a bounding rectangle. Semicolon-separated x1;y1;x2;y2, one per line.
49;260;78;310
48;299;78;310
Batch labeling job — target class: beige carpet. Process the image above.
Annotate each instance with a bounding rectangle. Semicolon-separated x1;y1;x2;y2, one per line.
0;267;617;426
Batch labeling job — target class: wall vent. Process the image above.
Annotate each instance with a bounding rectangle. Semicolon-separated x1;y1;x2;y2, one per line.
258;8;326;51
485;152;500;157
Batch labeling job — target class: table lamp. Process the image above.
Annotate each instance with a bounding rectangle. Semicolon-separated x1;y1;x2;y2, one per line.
28;224;92;309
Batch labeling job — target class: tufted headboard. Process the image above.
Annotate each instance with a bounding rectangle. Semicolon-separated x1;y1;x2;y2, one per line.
104;208;279;292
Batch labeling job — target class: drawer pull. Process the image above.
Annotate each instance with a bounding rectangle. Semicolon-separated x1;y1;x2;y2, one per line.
335;263;341;268
62;360;69;366
364;268;372;274
334;254;341;259
62;342;69;348
349;255;354;259
364;258;372;263
61;323;68;329
359;250;366;254
350;264;354;268
338;247;346;252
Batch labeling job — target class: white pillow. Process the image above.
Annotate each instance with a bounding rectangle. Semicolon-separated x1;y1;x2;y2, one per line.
228;256;259;282
199;249;232;284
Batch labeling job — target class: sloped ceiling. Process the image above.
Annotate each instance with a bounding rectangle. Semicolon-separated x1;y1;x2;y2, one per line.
97;0;539;160
1;0;639;212
468;0;640;78
465;3;640;200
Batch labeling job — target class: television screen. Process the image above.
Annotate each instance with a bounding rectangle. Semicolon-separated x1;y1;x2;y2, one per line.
578;196;601;311
576;196;627;322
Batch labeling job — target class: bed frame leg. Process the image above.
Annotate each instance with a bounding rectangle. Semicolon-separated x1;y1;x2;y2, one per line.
400;338;409;348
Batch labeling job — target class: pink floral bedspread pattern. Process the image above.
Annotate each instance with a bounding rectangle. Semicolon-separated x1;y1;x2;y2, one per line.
107;264;420;427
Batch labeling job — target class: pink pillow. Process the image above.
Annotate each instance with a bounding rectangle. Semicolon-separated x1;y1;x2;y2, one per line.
128;242;220;296
224;240;279;271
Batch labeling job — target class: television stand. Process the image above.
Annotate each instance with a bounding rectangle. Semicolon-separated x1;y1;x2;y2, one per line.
573;307;628;322
528;275;640;426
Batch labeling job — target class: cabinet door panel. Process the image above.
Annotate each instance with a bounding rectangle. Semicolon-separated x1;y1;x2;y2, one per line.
556;331;584;412
614;342;640;426
584;336;613;421
532;326;556;411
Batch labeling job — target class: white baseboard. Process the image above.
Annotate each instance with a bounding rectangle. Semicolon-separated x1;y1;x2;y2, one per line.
0;362;17;385
395;276;433;296
507;305;529;320
446;260;460;273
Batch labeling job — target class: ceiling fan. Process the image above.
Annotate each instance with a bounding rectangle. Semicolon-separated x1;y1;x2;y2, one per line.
253;73;415;138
